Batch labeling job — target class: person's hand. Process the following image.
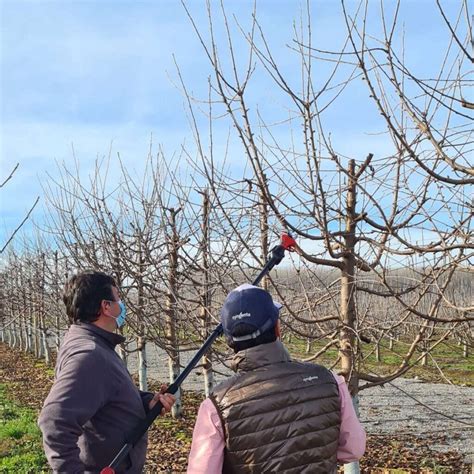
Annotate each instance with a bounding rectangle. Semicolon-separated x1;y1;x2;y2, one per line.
148;384;176;415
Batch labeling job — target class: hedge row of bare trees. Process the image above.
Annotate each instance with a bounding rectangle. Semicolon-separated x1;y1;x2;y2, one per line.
177;0;473;395
0;1;472;419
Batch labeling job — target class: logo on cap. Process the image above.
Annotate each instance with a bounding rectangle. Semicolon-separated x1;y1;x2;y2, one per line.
232;312;251;321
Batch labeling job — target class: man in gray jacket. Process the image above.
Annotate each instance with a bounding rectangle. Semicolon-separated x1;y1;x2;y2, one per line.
38;271;175;474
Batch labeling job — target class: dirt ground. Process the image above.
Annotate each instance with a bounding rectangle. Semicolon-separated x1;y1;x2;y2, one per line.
0;343;470;473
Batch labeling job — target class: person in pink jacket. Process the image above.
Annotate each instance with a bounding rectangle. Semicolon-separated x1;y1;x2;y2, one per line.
188;284;365;473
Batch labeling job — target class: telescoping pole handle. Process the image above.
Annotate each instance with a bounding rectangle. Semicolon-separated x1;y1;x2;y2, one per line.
101;233;296;474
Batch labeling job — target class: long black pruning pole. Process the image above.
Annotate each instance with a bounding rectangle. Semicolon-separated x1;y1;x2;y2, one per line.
101;233;296;474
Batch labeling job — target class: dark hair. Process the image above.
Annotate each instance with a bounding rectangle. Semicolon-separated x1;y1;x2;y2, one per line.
63;271;116;324
228;322;277;353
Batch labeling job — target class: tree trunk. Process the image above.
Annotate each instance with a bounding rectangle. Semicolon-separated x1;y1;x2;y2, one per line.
137;336;148;391
11;322;17;349
421;340;429;366
33;318;39;356
55;316;61;352
375;339;381;363
112;253;128;368
166;208;182;418
42;328;51;365
55;251;62;352
200;190;214;396
341;160;360;474
259;174;269;291
19;311;26;351
18;322;24;350
339;160;359;395
40;253;51;365
32;295;41;358
23;325;28;352
136;231;148;392
27;320;32;353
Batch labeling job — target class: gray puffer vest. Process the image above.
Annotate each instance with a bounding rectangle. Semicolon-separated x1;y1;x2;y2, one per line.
210;341;341;474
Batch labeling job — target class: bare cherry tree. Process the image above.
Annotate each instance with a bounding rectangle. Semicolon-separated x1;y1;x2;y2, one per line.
180;0;472;398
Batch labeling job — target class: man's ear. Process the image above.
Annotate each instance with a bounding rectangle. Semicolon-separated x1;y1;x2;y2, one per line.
275;320;281;339
99;299;109;316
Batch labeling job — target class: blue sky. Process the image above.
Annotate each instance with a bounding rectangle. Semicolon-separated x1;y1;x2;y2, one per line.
0;0;467;247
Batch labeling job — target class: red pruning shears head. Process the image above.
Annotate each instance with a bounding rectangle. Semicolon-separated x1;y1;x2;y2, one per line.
281;233;296;251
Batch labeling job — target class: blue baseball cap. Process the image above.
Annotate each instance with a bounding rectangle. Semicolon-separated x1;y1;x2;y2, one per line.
220;284;282;342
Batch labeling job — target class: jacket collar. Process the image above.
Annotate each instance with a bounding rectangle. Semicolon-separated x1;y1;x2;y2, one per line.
231;340;291;372
69;322;125;349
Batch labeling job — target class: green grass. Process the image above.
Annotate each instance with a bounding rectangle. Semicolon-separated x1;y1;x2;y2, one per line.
34;361;55;377
286;336;474;386
154;417;176;429
418;459;453;474
0;384;48;473
154;417;193;443
174;430;192;442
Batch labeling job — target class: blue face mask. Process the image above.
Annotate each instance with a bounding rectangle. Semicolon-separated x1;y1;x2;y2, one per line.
116;301;127;328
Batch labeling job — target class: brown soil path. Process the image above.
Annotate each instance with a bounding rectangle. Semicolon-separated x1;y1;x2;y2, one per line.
0;343;469;473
